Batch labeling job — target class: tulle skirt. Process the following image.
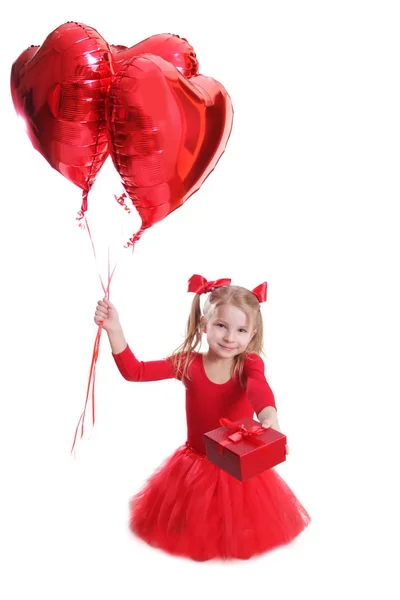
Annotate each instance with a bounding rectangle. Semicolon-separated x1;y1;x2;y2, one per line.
129;443;311;561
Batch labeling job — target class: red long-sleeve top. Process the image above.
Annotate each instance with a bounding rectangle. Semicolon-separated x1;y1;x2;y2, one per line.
113;345;277;454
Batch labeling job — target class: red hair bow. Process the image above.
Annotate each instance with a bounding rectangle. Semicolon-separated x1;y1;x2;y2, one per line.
188;274;231;294
251;282;267;303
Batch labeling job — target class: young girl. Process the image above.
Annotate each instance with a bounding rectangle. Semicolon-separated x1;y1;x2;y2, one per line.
94;274;311;561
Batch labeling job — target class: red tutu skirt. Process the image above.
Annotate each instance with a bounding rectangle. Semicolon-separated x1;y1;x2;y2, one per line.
129;443;311;561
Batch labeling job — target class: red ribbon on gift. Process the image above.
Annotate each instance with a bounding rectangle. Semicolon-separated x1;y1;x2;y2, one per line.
218;418;266;453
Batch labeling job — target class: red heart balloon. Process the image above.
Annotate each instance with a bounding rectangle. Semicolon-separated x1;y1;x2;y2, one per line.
107;53;233;245
10;22;113;212
110;33;198;79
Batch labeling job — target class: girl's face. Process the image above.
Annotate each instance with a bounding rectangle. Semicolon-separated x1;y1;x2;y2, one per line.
203;303;256;359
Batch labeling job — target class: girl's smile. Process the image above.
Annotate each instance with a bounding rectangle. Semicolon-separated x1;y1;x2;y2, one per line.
219;344;237;351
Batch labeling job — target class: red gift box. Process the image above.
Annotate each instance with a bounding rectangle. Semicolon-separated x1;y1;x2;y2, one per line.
203;417;286;482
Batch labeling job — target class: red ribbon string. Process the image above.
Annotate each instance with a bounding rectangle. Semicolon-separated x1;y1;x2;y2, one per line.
71;195;145;454
71;215;117;455
71;323;102;454
84;215;117;297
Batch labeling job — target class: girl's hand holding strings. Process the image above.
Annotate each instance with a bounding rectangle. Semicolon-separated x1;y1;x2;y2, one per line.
94;298;121;333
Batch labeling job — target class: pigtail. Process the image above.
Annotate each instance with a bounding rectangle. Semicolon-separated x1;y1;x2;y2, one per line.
170;294;203;381
188;293;202;340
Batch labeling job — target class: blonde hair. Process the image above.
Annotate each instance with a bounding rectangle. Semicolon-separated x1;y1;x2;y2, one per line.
170;285;265;385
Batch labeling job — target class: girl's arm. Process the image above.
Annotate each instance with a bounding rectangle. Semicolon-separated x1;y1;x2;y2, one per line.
245;356;289;454
244;354;277;416
257;406;279;428
107;324;128;354
112;343;176;382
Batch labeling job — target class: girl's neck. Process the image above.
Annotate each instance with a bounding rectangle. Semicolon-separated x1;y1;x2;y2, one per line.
203;349;235;368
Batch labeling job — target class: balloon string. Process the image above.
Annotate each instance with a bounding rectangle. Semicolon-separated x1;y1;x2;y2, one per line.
84;215;118;297
71;214;118;456
71;324;102;455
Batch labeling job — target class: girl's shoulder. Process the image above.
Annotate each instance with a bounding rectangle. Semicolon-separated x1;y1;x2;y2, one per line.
244;352;264;362
243;353;265;371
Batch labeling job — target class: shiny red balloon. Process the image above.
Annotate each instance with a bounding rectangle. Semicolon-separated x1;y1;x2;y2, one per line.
107;53;233;244
11;25;232;237
10;22;113;212
110;33;198;78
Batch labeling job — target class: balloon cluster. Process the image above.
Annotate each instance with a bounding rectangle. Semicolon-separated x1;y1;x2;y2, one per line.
11;22;233;246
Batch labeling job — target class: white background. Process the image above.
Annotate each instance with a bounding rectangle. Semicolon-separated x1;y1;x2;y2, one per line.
1;1;399;598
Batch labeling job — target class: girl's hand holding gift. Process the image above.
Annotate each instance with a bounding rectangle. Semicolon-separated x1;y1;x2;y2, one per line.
262;419;290;456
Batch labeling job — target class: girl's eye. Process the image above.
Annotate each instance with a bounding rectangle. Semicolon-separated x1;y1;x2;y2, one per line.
217;323;225;328
239;329;247;333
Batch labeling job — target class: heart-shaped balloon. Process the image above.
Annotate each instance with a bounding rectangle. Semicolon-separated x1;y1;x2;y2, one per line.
10;22;113;212
107;53;233;245
110;33;198;78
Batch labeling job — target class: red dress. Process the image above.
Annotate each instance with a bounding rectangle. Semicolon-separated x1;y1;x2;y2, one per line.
113;346;311;560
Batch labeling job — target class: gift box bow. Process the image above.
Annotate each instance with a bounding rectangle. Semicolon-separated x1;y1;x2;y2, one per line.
218;418;266;453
